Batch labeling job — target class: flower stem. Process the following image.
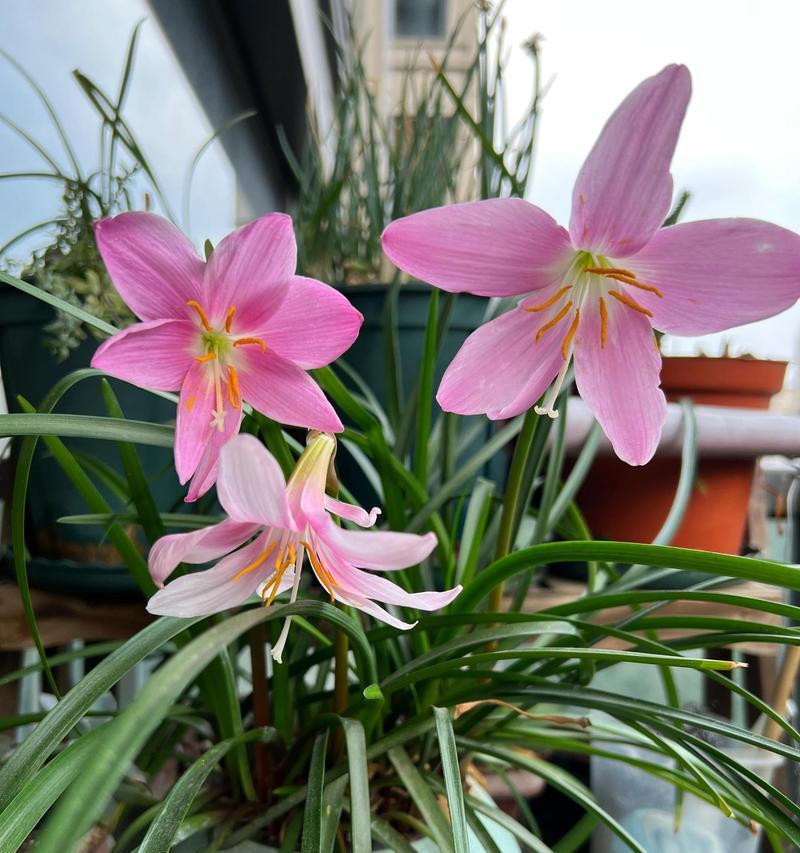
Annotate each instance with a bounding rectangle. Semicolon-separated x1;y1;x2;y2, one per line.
489;409;541;612
248;623;271;802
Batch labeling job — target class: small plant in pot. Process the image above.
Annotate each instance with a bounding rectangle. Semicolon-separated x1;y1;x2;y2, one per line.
0;28;244;596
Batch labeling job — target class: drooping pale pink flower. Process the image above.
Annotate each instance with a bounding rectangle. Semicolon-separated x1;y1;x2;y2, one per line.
381;65;800;465
147;432;461;662
91;212;362;499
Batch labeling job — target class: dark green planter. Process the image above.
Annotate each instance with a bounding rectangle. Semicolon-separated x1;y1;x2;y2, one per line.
0;286;183;598
334;283;507;500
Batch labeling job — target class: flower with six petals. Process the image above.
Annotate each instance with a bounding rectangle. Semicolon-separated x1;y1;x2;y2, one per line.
382;64;800;465
91;211;362;499
147;432;462;662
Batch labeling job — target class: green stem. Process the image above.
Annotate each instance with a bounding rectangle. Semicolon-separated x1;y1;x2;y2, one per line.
489;409;540;612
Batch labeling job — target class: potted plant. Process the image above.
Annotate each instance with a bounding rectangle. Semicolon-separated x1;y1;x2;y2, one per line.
1;41;799;853
575;350;788;559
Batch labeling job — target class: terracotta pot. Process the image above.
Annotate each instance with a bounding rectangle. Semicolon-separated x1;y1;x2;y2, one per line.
575;357;787;558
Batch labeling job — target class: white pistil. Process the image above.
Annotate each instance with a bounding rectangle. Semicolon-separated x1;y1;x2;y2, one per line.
209;359;227;432
271;541;304;664
535;355;572;419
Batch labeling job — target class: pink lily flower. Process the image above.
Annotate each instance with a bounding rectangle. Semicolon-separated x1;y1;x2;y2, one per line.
91;212;362;499
381;64;800;465
146;432;461;662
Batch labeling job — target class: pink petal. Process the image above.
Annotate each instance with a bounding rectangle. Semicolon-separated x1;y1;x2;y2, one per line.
324;496;380;528
184;404;243;502
437;305;566;419
260;276;363;369
146;532;275;617
91;319;196;391
332;590;417;629
381;199;573;296
570;64;691;258
175;360;215;484
148;518;260;586
574;297;667;465
236;349;343;432
316;518;437;570
205;213;295;330
323;549;461;610
216;434;291;527
94;212;205;321
627;218;800;335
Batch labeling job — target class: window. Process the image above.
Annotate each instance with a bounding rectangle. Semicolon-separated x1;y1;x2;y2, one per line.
394;0;446;39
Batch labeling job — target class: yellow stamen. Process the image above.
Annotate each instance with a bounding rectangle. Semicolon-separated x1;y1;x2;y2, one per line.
522;285;572;313
535;301;573;342
232;542;277;582
599;297;608;348
561;309;580;360
186;300;212;331
585;266;635;278
265;544;296;605
225;305;236;333
301;540;337;603
602;272;663;297
195;352;217;362
608;290;653;317
228;364;242;408
233;337;267;353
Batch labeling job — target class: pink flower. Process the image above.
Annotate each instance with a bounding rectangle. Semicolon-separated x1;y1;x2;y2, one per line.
91;212;362;499
146;432;461;662
381;65;800;465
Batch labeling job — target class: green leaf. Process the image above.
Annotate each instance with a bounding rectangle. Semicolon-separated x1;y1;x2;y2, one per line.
321;774;348;853
302;731;329;853
434;708;468;853
389;745;454;853
455;541;800;614
341;718;372;853
413;289;438;485
0;269;117;336
139;727;276;852
0;724;110;852
100;379;165;544
0;616;195;812
33;602;373;851
0;412;174;445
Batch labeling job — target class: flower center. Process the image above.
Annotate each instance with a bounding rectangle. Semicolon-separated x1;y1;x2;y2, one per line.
524;254;664;418
230;534;337;604
186;300;267;431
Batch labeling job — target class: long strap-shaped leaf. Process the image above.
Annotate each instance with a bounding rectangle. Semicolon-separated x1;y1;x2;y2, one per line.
139;727;276;853
32;602;372;852
388;745;454;853
433;707;468;853
0;412;174;444
341;717;372;853
454;540;800;615
0;616;194;811
302;730;329;853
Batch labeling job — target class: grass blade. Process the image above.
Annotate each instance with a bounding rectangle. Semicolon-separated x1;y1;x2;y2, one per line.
434;707;468;853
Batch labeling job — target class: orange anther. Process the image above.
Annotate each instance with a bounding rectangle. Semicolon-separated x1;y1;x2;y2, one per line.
523;285;572;313
585;266;635;278
535;301;573;342
561;310;580;360
225;305;236;333
301;540;337;602
608;290;653;317
228;364;242;408
599;297;608;348
195;352;218;362
233;337;267;352
232;542;277;582
186;300;212;331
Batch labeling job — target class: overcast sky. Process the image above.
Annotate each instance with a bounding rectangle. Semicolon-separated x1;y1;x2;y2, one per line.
2;0;799;364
